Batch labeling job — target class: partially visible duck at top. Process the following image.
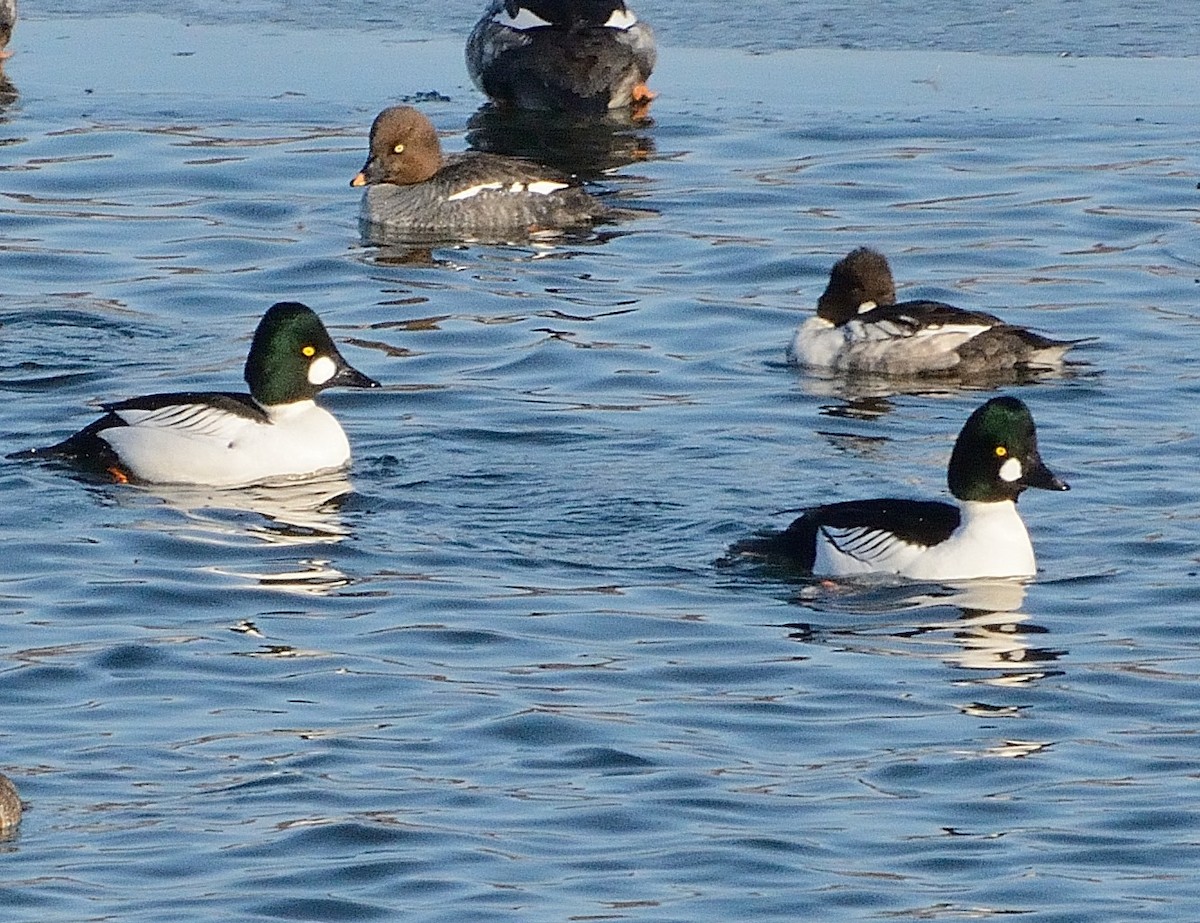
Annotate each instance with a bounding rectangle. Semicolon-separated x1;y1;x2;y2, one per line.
466;1;656;116
788;247;1085;376
351;105;617;240
0;0;16;60
730;396;1069;581
13;302;379;488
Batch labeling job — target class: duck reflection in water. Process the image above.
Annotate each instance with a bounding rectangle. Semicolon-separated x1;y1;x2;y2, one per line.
797;365;1087;424
108;470;356;548
466;103;656;179
111;472;360;594
782;579;1065;687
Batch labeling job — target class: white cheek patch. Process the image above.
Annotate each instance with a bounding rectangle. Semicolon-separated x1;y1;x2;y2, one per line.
603;9;639;29
307;355;337;386
494;7;553;30
999;456;1023;482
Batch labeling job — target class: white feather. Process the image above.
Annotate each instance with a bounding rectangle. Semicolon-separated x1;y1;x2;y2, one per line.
447;181;504;202
814;525;925;576
447;179;568;202
787;317;841;367
113;402;254;441
603;9;639;29
524;180;569;195
493;7;553;30
789;316;994;373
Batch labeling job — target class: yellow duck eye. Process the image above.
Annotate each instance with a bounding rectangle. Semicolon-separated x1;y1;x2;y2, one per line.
302;345;316;358
995;446;1008;458
392;143;405;155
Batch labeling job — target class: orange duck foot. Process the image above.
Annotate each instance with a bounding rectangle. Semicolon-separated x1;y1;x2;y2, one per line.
630;83;657;120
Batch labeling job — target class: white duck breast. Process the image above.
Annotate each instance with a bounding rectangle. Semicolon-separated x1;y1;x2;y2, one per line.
900;500;1037;580
101;399;352;488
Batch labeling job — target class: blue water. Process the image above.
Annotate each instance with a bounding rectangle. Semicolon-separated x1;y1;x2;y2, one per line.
2;4;1200;922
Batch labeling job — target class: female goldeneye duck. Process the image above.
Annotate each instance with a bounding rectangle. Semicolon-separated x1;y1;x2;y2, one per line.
466;0;657;114
15;302;380;488
0;772;20;832
788;247;1084;375
732;396;1069;581
0;0;15;60
351;105;615;239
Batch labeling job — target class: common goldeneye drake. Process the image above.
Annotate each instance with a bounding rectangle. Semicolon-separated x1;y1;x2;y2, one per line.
788;247;1083;375
466;1;656;114
16;302;380;487
732;396;1069;580
0;0;15;60
351;105;616;239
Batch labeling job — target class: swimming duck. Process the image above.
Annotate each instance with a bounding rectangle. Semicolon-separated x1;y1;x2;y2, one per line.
0;772;20;831
16;302;379;487
788;248;1082;375
732;397;1068;580
351;105;615;239
466;1;656;114
0;0;15;60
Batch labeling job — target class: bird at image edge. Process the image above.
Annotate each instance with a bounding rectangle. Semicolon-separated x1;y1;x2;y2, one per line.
0;773;20;831
0;0;16;60
466;0;657;114
13;302;380;487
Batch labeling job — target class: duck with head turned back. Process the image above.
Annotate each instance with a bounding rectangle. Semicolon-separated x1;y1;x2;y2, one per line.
351;105;616;240
12;302;380;488
466;0;656;115
731;397;1069;581
788;247;1086;376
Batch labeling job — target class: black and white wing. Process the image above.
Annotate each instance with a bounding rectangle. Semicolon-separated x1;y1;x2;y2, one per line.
106;391;268;440
811;499;961;575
